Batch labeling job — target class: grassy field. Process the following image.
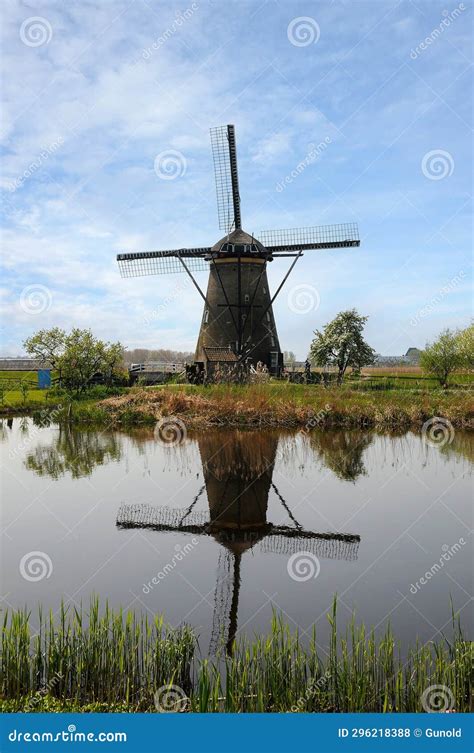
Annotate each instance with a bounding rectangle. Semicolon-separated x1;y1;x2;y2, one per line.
1;599;470;713
0;370;40;384
0;370;46;411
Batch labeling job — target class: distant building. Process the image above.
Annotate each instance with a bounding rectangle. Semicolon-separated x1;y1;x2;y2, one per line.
374;348;422;366
405;347;422;365
0;357;52;370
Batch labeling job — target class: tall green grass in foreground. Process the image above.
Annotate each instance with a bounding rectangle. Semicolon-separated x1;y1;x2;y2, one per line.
1;599;471;712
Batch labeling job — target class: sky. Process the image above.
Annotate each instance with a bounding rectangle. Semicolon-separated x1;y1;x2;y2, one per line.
1;0;472;359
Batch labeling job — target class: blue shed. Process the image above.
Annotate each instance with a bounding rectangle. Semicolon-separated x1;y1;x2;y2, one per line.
38;369;51;389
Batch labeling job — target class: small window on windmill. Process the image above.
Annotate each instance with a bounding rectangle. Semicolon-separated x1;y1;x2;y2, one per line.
235;245;244;253
263;288;267;295
266;311;271;322
270;336;276;347
244;294;249;303
204;309;209;324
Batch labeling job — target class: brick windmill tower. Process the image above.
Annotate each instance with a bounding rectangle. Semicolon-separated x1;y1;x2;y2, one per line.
117;125;360;376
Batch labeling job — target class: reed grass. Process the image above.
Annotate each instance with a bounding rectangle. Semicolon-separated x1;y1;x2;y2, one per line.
1;598;471;713
1;599;194;711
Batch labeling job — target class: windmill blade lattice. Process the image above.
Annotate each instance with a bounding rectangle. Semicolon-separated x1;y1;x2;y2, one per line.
210;124;241;233
209;548;234;654
116;503;360;561
117;249;210;277
258;532;360;561
117;504;210;531
258;223;360;252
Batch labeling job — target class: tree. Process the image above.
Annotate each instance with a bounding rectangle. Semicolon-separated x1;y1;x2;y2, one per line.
420;328;463;388
23;327;66;384
283;351;296;364
24;328;124;395
456;323;474;371
99;342;125;386
59;329;105;394
309;309;376;385
19;380;29;404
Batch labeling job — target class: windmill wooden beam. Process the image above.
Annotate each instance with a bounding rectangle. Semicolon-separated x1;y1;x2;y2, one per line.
116;124;361;376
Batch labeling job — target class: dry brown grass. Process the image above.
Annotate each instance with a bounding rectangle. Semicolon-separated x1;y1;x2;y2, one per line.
97;384;474;430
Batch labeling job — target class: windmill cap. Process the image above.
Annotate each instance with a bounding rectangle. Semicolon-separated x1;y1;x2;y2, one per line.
211;229;267;254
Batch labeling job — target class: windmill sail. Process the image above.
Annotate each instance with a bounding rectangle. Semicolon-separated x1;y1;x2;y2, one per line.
258;223;360;252
117;248;210;277
210;124;241;233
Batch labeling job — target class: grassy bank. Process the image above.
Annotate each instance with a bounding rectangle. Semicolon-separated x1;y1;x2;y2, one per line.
1;382;472;429
67;383;474;430
1;599;470;713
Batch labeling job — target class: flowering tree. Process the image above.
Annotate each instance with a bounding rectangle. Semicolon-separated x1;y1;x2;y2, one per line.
309;309;376;385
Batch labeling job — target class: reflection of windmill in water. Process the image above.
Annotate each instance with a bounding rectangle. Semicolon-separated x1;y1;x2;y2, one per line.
117;432;360;654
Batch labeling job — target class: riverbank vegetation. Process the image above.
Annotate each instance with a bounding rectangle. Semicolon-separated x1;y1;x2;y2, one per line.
1;379;472;429
65;382;473;430
1;599;470;713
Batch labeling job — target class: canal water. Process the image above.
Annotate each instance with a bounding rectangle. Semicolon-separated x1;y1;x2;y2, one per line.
1;418;471;655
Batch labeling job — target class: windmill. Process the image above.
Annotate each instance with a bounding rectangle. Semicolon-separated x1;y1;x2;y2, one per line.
116;432;361;654
117;125;360;376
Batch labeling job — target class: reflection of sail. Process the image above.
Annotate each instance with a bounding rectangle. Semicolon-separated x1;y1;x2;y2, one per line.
117;503;360;560
209;549;234;655
117;429;361;656
309;430;374;482
117;504;210;531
